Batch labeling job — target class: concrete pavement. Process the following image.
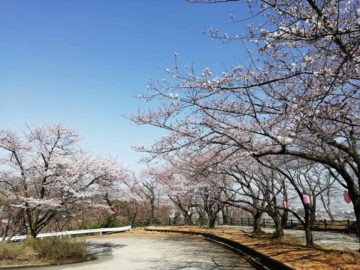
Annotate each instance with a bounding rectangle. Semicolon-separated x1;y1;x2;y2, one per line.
25;233;255;270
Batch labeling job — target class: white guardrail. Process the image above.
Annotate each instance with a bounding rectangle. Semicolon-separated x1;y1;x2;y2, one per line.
1;225;132;242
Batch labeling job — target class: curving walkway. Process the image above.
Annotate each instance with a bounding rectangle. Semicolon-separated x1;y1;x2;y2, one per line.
25;234;255;270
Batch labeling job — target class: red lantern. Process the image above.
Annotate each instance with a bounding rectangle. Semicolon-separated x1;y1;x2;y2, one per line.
343;191;351;204
282;200;288;209
303;194;310;205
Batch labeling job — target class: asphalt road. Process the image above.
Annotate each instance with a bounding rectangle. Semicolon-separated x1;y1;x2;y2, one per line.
26;234;255;270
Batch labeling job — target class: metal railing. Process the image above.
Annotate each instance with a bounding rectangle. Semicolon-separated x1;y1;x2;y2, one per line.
1;225;132;242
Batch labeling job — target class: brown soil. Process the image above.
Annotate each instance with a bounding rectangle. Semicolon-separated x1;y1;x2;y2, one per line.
149;226;360;270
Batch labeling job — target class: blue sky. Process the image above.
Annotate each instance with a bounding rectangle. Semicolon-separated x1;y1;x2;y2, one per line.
0;0;249;170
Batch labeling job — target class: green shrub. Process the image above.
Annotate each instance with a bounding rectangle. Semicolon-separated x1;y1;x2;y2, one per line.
80;220;103;229
101;217;121;228
0;243;23;260
27;237;93;263
80;217;122;229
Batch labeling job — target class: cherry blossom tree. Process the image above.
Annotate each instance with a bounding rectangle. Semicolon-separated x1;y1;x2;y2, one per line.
133;0;360;239
260;157;339;246
225;165;284;237
152;168;198;224
0;124;127;238
124;171;164;225
148;151;232;227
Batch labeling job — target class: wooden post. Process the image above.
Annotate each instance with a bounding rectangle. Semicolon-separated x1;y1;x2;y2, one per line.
347;219;350;233
291;219;293;228
324;219;327;230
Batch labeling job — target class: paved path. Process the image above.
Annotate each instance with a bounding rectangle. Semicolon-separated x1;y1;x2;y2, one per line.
26;234;255;270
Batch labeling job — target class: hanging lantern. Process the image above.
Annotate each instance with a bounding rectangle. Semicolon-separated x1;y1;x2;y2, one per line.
283;200;288;209
303;194;310;205
343;191;351;204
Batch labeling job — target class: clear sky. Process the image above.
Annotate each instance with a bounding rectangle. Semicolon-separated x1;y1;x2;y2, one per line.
0;0;249;170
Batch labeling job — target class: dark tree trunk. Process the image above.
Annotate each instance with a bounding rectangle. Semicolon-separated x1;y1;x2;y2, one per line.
304;205;314;247
353;199;360;251
281;208;288;228
310;198;316;226
208;215;217;228
150;198;155;225
221;206;228;225
253;211;263;235
272;216;284;239
344;187;360;251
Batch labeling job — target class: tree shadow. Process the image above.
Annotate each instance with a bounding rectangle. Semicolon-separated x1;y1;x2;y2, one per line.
86;242;126;256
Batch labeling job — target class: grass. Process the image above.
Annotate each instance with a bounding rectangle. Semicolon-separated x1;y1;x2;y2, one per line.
28;237;94;263
0;243;27;261
0;237;95;267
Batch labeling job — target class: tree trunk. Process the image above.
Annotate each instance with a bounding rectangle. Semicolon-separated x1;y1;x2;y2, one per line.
150;199;155;225
310;198;316;226
281;184;289;228
320;193;335;222
29;228;37;238
346;187;360;251
325;206;335;222
304;206;314;247
353;199;360;251
222;206;228;225
131;211;138;227
281;208;288;228
272;216;284;239
208;215;217;228
253;211;263;235
197;210;206;225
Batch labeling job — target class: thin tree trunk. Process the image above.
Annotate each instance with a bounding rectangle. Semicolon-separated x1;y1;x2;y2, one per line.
310;198;316;226
320;192;335;222
222;206;228;225
150;199;155;225
304;206;314;247
281;209;288;228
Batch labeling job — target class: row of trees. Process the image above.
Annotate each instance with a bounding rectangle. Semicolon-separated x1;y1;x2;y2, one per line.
0;124;352;248
132;0;360;248
145;152;346;246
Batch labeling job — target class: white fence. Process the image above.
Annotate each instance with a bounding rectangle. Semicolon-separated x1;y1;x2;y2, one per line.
1;225;132;242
